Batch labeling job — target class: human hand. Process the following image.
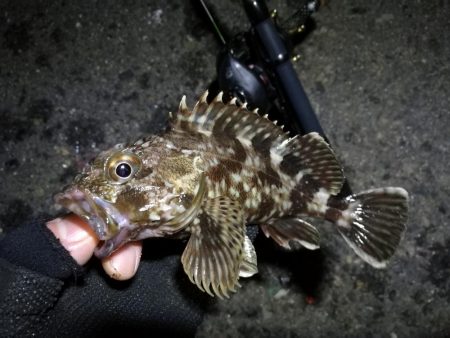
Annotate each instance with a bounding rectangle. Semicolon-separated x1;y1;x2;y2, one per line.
46;214;142;280
0;215;207;336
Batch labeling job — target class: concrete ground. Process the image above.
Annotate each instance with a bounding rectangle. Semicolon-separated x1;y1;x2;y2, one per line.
0;0;448;337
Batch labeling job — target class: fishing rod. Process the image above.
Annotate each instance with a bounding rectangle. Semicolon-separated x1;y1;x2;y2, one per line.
242;0;324;136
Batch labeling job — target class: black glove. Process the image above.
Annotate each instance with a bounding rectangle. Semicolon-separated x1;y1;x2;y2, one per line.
0;221;210;337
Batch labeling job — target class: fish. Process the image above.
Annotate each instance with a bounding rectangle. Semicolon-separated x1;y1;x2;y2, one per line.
55;91;409;298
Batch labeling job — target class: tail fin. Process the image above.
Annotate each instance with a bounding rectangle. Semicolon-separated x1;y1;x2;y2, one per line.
334;187;408;268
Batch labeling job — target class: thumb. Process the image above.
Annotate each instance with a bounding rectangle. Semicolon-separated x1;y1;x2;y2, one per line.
47;214;99;265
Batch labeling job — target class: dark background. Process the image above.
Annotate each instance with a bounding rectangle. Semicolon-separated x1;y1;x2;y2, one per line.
0;0;448;337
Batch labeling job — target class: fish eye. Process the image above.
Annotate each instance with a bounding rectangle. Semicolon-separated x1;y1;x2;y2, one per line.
115;162;132;178
106;152;142;184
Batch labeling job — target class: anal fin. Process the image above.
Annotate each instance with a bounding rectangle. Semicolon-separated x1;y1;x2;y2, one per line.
181;196;245;299
239;235;258;278
261;217;320;250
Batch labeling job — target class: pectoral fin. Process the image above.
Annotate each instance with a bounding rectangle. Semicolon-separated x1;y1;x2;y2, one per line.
261;217;320;250
181;196;245;299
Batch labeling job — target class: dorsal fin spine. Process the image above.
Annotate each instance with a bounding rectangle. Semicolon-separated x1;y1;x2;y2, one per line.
200;91;208;103
179;95;188;112
214;91;223;103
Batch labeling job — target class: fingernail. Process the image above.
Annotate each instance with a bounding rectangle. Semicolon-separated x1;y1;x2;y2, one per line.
48;216;88;242
103;243;141;281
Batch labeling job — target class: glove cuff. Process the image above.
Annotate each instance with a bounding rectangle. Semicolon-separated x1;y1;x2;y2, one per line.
0;220;83;280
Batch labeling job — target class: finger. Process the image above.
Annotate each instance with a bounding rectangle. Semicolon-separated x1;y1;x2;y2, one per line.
101;241;142;281
46;214;99;265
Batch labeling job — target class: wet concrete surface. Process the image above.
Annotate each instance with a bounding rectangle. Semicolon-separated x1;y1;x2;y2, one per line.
0;0;449;337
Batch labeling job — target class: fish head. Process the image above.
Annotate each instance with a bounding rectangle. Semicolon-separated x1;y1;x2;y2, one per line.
55;140;190;255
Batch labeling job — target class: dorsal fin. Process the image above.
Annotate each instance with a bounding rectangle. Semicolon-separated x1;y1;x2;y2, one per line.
171;92;344;195
274;133;344;195
171;91;290;156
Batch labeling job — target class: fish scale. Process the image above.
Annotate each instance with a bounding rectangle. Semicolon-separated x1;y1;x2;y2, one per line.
55;91;409;299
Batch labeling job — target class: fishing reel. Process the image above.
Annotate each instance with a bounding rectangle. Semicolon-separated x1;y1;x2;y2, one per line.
200;0;320;134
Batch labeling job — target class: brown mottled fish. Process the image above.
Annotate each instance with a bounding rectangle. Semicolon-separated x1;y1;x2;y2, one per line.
55;92;409;298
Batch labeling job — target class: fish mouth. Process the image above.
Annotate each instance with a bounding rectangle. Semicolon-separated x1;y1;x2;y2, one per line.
54;187;128;241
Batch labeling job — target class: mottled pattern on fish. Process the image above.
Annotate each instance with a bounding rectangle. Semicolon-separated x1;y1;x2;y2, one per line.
56;91;409;298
